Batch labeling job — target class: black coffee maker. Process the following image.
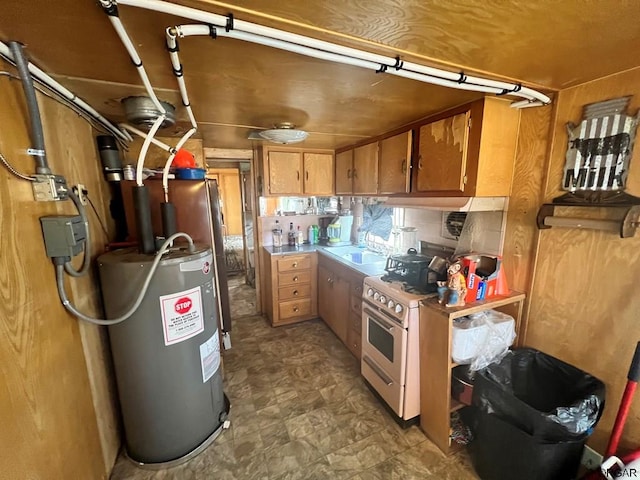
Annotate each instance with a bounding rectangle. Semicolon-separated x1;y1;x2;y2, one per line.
318;217;332;245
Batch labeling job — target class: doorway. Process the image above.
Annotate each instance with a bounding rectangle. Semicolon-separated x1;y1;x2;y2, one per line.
207;154;258;319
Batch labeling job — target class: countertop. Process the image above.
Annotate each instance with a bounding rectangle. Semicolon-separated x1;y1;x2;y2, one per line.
263;244;387;277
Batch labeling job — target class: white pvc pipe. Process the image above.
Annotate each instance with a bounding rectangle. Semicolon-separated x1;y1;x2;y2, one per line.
117;0;551;106
108;15;167;115
0;41;128;142
136;114;165;186
166;28;198;129
177;25;508;96
120;123;173;151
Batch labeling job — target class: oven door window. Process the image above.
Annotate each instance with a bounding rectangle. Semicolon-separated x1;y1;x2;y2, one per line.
368;317;394;362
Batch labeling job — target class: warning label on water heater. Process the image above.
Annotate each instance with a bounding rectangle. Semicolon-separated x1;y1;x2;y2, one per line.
159;286;204;346
200;331;220;383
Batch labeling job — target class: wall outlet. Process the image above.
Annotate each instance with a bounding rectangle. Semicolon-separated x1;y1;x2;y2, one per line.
74;184;88;205
581;444;603;470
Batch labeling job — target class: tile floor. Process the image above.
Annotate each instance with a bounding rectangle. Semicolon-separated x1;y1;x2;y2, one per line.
227;275;257;318
110;314;480;479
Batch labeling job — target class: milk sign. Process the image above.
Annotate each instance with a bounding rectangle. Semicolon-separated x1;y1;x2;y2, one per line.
563;97;639;192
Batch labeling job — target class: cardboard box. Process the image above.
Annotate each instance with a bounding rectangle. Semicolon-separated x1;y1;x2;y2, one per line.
461;255;508;303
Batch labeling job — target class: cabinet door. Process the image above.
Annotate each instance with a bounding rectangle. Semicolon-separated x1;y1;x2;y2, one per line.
267;150;302;195
353;143;378;194
415;111;470;194
318;264;334;330
303;152;334;195
378;131;412;194
335;150;353;194
333;275;350;343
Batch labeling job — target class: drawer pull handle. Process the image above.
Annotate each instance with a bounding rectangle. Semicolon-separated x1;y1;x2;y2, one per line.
401;159;407;174
292;262;298;268
293;306;299;312
293;290;299;296
293;276;299;282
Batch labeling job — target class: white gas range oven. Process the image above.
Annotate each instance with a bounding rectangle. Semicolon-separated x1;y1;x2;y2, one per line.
361;275;435;427
360;243;454;427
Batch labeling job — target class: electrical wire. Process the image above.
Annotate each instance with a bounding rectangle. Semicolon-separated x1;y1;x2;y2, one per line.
0;150;35;181
55;232;196;326
0;70;129;149
86;194;111;241
64;189;92;277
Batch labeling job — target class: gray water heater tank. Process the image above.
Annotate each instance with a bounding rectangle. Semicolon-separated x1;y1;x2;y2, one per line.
98;246;228;465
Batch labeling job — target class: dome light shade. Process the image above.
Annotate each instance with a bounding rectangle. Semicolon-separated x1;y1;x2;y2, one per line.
258;123;308;144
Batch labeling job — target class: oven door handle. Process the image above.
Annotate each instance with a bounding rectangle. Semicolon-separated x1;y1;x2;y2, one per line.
364;308;395;332
363;355;394;386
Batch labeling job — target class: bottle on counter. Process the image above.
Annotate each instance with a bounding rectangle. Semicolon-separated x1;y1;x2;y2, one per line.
313;225;319;245
288;222;296;246
272;220;283;249
308;225;316;245
297;226;304;246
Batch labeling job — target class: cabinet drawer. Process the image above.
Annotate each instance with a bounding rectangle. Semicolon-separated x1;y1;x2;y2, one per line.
350;294;362;317
349;310;362;334
277;255;311;272
279;284;311;301
279;298;312;320
278;270;311;286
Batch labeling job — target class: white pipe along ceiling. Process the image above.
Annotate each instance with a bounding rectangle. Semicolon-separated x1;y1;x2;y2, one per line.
109;0;551;106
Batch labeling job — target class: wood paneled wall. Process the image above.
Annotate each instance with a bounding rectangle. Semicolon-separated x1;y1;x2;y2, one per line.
208;167;243;236
515;67;640;452
0;73;118;478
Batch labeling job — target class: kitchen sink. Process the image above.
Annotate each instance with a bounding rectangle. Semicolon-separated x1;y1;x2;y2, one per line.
342;251;387;265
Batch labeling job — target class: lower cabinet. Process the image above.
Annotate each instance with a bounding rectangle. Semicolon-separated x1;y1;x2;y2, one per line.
264;252;318;326
318;254;365;358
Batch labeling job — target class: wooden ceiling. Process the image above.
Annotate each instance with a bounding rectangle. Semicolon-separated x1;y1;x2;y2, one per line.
1;0;639;150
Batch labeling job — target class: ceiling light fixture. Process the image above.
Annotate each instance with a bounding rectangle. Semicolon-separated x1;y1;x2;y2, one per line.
258;123;308;144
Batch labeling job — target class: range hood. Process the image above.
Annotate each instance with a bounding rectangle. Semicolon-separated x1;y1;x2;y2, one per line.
381;196;507;212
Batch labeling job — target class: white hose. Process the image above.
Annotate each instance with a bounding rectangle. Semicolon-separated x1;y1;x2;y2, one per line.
107;15;167;115
116;0;551;106
56;232;196;326
120;123;173;152
0;41;128;142
136;114;165;186
163;27;200;194
162;127;197;196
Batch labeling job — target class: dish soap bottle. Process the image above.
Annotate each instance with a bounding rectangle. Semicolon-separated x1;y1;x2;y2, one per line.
308;225;315;245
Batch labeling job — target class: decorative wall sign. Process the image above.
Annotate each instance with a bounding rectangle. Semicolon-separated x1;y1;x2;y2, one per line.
560;97;639;204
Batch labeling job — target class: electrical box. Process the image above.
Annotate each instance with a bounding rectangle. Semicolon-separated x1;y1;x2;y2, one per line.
32;174;69;201
40;215;86;259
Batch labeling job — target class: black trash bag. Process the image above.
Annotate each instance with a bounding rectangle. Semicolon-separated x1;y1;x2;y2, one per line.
464;348;605;480
472;348;605;442
463;407;588;480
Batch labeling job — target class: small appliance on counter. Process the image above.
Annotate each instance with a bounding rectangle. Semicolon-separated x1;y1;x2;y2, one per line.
382;243;455;294
326;214;354;246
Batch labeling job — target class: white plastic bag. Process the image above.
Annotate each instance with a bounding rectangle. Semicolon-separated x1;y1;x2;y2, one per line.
451;309;516;371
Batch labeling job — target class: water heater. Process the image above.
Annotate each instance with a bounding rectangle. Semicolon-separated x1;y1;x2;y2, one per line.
98;246;228;466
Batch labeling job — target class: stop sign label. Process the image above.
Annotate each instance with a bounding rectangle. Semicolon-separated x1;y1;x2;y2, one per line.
175;297;192;314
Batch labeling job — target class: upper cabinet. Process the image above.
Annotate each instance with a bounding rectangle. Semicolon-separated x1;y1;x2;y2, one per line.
260;146;334;196
303;152;334;195
353;143;379;194
412;97;520;197
335;142;379;195
335;150;353;195
378;131;412;194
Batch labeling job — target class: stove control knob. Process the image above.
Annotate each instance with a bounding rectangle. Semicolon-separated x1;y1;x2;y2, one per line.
387;300;395;309
379;295;386;304
395;304;403;314
373;292;380;300
366;288;374;297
